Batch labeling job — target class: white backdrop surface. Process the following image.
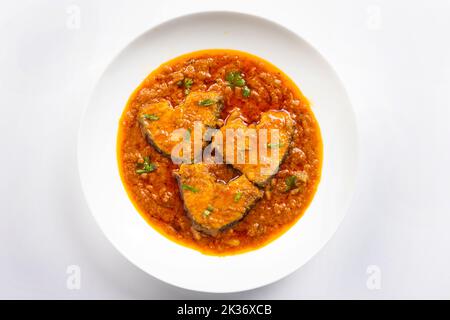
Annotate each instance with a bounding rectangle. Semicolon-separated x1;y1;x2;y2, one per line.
1;0;449;299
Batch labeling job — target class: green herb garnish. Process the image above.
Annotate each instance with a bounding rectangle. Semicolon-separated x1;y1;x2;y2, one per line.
198;99;216;106
135;156;156;174
182;184;199;193
285;175;297;192
234;78;245;87
203;205;214;217
226;71;245;87
234;192;243;203
202;210;211;217
184;78;193;87
225;71;236;83
178;78;193;95
242;85;251;98
226;71;251;97
142;114;159;121
184;78;193;95
226;71;247;87
203;210;211;217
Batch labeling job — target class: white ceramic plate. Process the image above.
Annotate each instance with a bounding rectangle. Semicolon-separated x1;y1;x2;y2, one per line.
78;11;358;293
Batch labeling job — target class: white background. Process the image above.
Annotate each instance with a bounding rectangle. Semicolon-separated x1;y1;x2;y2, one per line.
1;0;449;299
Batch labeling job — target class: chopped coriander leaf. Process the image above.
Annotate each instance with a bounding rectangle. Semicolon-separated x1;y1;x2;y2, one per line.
225;71;246;88
182;184;199;193
136;168;151;174
234;78;245;87
184;78;193;95
267;142;284;148
135;157;156;174
203;205;214;217
242;86;251;98
202;210;210;216
225;71;237;83
184;78;193;88
178;78;193;95
203;209;211;217
142;114;159;121
198;99;216;106
234;192;243;203
285;175;297;192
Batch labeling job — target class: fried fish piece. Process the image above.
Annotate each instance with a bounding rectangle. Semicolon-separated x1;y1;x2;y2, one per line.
216;108;294;187
174;163;263;236
138;91;223;159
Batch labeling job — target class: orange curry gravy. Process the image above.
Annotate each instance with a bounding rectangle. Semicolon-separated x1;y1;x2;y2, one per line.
117;49;323;255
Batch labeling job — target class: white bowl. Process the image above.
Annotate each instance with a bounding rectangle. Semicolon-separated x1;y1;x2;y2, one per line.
78;11;358;293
